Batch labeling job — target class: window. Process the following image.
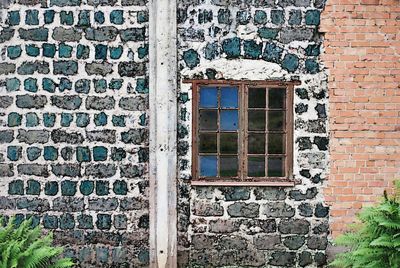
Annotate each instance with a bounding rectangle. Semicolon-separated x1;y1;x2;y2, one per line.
189;80;298;186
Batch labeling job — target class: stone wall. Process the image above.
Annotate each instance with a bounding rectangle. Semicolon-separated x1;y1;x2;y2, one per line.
0;0;149;266
177;0;330;267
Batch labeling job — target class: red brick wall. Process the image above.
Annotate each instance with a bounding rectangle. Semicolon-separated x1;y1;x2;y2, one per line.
321;0;400;237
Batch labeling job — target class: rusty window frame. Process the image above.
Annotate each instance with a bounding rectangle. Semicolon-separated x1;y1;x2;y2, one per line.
187;79;298;186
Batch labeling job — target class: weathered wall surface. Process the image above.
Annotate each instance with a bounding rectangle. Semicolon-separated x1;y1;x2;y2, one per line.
177;0;330;267
0;0;149;266
321;0;400;237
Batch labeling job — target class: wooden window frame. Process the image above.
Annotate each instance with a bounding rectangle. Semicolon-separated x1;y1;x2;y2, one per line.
187;79;299;187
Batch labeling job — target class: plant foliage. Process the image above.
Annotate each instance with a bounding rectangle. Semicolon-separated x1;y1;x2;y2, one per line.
0;217;75;268
330;181;400;268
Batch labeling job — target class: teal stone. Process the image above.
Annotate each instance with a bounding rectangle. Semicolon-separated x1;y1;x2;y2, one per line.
113;180;127;195
178;93;189;104
26;112;39;127
80;180;94;195
137;10;148;23
59;213;75;229
94;11;105;24
43;214;58;229
76;147;91;162
109;79;122;90
25;10;39;25
7;146;22;161
305;44;320;56
43;113;56;127
75;79;90;93
27;214;40;227
139;113;146;126
95;44;107;60
44;10;55;24
42;78;56;93
61;113;73;127
77;214;93;229
76;44;90;59
93;146;107;161
263;42;283;63
183;49;200;69
6;78;20;92
217;9;230;24
180;108;187;121
61;181;77;196
76;113;90;127
114;214;127;229
26;44;40;57
44;146;58;161
244;40;262;59
204;42;219;60
42;43;56;57
110;46;123;59
112;115;125;127
305;10;320;25
258;27;279;39
59;43;73;58
94;112;108;126
96;214;111;230
222;37;241;58
8;11;20;26
7;45;22;59
94;79;107;93
138;250;149;265
271;10;285;25
205;68;217;79
136;78;148;93
282;53;299;73
60;11;74;25
96;181;109;196
137;45;148;59
96;247;110;263
289;10;302;25
78;10;90;27
305;59;319;74
59;78;72;91
14;214;25;227
138;148;148;162
110;10;124;25
236;10;250;25
26;180;40;195
27;147;42;161
8;112;22;127
9;180;24;195
24;78;38;92
254;10;267;25
61;147;73;161
111;148;126;161
45;182;58;196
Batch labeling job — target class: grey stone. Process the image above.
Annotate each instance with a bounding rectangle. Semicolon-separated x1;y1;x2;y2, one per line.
221;187;250;201
16;95;47;109
87;0;116;5
119;96;148;111
192;234;216;250
307;236;328;250
119;28;146;42
85;27;118;42
254;234;281;250
315;203;329;218
299;251;313;267
51;95;82;110
85;164;117;178
18;28;48;41
54;61;78;75
283;235;305;250
17;61;49;75
17;130;49;144
244;219;276;234
298;203;313;217
263;202;295;218
86;96;115;110
0;197;16;209
0;164;14;177
193;202;224;216
121;129;148;144
16;198;50;212
269;251;296;267
236;250;266;267
50;0;80;6
52;164;81;177
313;222;329;234
289;187;318;201
0;130;14;143
86;130;116;143
53;27;82;42
120;197;148;211
85;62;113;76
0;96;13;108
227;202;259;218
209;219;240;233
118;62;146;77
53;197;85;212
89;198;118;211
0;63;15;75
218;235;248;250
51;129;84;144
0;28;14;43
254;187;286;200
279;219;310;234
18;164;49;177
280;28;314;44
120;164;143;178
121;0;146;5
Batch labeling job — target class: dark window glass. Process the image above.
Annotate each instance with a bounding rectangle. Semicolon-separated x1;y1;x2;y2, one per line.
268;88;285;109
248;110;266;131
220;156;238;177
248;133;265;154
268;111;284;131
199;110;218;130
267;157;284;177
220;133;238;154
248;156;265;177
268;134;285;154
248;88;266;108
199;133;217;153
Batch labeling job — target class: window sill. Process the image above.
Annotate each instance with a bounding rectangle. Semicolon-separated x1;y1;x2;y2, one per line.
191;180;296;187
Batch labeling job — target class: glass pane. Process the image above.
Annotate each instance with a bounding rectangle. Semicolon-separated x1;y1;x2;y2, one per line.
220;156;238;177
268;134;285;154
268;88;286;109
220;133;238;154
248;133;265;154
199;133;217;153
221;87;238;108
200;156;217;177
200;87;218;108
248;110;265;131
268;157;284;177
248;88;266;108
199;110;217;131
268;111;284;131
220;110;238;131
248;156;265;177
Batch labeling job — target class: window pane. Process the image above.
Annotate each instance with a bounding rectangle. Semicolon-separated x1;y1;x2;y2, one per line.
220;133;238;154
200;156;217;177
248;110;265;131
268;88;286;109
199;133;217;153
200;87;218;108
221;87;238;108
268;111;284;131
248;133;265;154
220;156;238;177
220;110;238;131
200;110;217;130
268;157;284;177
248;156;265;177
268;134;285;154
248;88;266;108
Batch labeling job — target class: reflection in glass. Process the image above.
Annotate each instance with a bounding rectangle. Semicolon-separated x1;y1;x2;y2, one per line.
200;87;218;108
220;156;238;177
268;111;284;131
248;88;266;108
221;87;238;108
248;133;265;154
199;133;217;153
268;88;285;109
200;156;217;177
199;110;218;130
220;133;238;154
220;110;238;131
248;156;265;177
268;157;284;177
248;110;265;131
268;134;285;154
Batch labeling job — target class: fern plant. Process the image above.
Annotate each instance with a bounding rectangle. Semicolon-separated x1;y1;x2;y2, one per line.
330;181;400;268
0;217;75;268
